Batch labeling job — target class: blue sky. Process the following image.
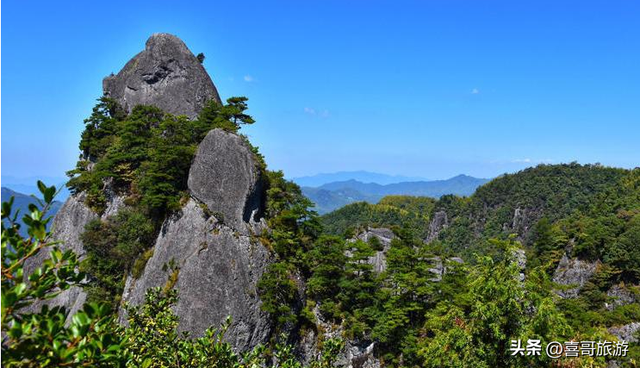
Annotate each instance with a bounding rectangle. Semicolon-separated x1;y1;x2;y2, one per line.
2;0;639;182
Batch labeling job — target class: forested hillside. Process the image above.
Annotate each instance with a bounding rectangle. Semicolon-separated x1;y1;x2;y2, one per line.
317;163;640;366
302;175;488;214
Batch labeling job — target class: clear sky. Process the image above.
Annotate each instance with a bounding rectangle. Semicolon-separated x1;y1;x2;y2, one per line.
2;0;639;182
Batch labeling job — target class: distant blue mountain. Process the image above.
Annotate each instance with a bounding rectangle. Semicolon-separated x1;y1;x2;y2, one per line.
1;175;70;201
1;187;64;236
317;174;489;196
300;187;381;215
301;174;489;214
292;171;428;187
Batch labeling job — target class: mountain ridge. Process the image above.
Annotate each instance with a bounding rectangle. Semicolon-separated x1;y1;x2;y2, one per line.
302;174;489;214
292;171;428;187
1;187;63;236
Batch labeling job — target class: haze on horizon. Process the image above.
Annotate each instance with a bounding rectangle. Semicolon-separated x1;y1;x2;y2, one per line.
2;0;639;183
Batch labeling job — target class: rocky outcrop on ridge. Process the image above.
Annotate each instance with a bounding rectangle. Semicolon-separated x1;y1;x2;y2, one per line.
552;254;599;298
425;210;448;243
188;129;265;231
35;34;274;350
121;127;271;350
25;33;221;322
351;227;395;273
120;199;271;351
103;33;221;119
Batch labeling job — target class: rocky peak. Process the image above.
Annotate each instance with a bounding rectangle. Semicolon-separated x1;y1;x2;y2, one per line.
103;33;221;119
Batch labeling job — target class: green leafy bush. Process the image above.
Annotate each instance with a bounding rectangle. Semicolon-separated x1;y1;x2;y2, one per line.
1;182;126;367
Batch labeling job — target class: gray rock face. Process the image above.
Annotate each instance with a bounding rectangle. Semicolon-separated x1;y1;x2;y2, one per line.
340;342;379;368
605;284;639;311
300;306;381;368
116;128;271;351
513;248;527;282
511;208;528;234
608;322;640;343
24;191;123;321
428;257;445;282
49;192;99;259
352;227;395;273
32;193;96;318
102;178;127;218
428;256;464;282
552;254;599;298
103;33;221;119
188;129;264;231
120;199;272;351
426;211;448;243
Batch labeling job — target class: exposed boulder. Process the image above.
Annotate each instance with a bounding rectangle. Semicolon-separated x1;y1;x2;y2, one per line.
605;284;639;311
351;227;395;273
103;33;221;119
428;256;464;282
608;322;640;343
187;129;264;231
552;254;599;298
120;199;272;351
355;227;395;245
426;210;448;243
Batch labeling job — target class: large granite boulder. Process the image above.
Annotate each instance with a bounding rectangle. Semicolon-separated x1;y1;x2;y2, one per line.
103;33;221;119
121;128;270;350
188;129;264;231
120;199;272;351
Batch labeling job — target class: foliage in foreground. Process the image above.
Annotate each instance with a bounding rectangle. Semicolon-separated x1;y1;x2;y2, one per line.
2;182;126;367
1;183;340;367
